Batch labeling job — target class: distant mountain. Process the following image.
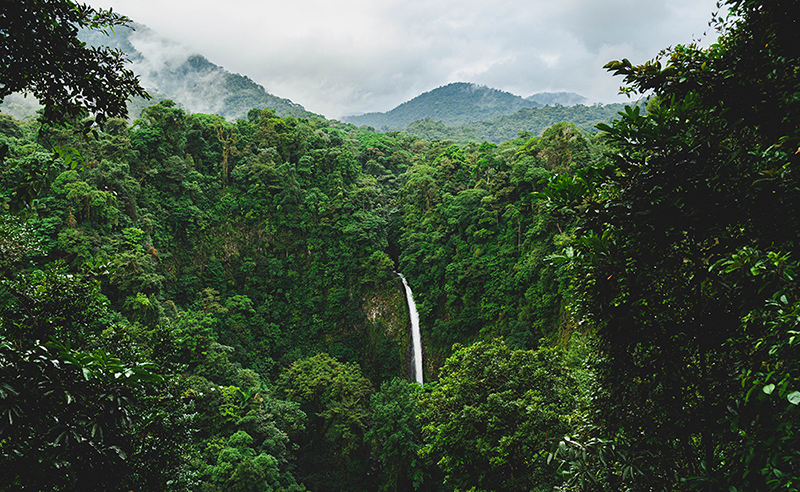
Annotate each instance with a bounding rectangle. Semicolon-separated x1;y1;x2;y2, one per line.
78;25;317;121
403;102;631;144
526;92;587;106
343;83;593;130
0;93;41;121
343;82;549;129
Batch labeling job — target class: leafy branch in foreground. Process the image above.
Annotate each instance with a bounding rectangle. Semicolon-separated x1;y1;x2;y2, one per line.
1;0;149;213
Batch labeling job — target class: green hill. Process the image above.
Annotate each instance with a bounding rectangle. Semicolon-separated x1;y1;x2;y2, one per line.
343;82;545;129
403;102;632;144
526;91;587;106
79;24;318;121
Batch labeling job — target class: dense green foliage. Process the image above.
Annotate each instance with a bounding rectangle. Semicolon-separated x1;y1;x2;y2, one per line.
0;100;592;369
1;92;592;488
0;0;149;214
404;102;631;144
545;0;800;489
398;122;605;370
5;1;798;490
420;339;581;491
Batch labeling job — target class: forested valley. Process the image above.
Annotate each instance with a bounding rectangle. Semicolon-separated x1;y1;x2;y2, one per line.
2;0;800;491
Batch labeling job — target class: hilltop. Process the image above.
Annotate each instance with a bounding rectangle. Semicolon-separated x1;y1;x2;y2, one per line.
78;24;318;121
342;83;589;129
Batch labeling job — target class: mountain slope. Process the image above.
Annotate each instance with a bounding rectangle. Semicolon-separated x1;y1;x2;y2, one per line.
526;91;587;106
343;83;591;130
79;24;317;121
343;82;544;129
403;102;630;144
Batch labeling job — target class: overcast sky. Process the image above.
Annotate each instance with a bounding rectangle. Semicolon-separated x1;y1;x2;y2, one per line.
95;0;722;119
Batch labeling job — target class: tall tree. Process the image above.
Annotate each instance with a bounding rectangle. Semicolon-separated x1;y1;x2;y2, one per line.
546;0;800;488
277;353;374;491
0;0;148;212
0;0;147;125
419;339;578;491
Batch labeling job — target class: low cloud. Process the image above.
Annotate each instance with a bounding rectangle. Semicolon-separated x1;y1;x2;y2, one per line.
126;27;232;116
97;0;721;119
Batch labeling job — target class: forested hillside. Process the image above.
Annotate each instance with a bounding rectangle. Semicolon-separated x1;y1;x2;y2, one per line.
343;82;543;128
2;0;800;491
342;82;604;133
404;102;631;144
81;24;317;121
1;97;597;489
342;82;628;144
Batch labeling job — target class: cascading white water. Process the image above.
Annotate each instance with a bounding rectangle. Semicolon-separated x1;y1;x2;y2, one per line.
398;274;423;385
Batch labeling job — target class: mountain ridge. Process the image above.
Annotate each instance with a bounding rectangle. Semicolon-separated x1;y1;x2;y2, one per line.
78;24;318;121
526;91;587;106
4;23;608;136
342;83;588;129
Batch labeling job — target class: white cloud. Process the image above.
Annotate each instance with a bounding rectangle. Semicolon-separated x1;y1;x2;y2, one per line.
96;0;721;118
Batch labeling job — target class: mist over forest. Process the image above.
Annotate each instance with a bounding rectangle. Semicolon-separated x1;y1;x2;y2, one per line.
5;21;628;142
2;1;800;491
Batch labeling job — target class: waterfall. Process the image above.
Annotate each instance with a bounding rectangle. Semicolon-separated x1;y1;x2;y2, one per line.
398;274;423;384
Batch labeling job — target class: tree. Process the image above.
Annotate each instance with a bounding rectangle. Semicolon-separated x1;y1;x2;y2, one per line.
515;122;593;173
1;0;148;212
203;430;285;492
0;263;190;491
0;0;147;126
544;0;800;488
277;353;374;492
419;339;579;491
367;378;439;492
